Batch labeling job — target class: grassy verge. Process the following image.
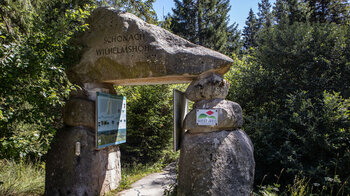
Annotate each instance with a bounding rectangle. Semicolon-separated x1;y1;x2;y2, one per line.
110;161;164;194
0;159;45;196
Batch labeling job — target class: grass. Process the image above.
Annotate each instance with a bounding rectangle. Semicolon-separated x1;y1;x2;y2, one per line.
109;161;164;195
255;171;350;196
1;155;349;196
0;159;45;196
109;148;180;195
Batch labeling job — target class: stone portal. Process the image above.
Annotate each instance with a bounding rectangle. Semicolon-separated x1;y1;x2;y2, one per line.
44;7;252;196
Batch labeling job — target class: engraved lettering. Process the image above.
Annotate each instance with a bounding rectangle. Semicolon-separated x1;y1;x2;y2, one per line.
97;33;153;56
103;33;145;44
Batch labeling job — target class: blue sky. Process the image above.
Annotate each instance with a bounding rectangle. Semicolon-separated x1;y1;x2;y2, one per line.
153;0;276;30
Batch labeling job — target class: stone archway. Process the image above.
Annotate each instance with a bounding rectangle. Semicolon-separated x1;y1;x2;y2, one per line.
45;7;253;196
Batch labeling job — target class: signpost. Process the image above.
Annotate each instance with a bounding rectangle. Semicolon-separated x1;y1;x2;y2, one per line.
173;89;188;151
96;92;126;149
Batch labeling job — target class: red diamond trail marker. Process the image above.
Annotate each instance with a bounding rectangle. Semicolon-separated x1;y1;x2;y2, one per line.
206;111;214;115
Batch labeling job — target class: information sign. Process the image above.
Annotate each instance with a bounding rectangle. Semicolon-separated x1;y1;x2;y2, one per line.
96;92;126;149
196;109;218;126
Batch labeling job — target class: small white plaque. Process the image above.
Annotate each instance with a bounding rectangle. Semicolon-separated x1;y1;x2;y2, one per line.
196;109;218;126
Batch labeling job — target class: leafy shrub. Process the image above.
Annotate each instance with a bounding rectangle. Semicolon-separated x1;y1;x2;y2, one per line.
226;22;350;194
115;85;174;163
0;1;94;160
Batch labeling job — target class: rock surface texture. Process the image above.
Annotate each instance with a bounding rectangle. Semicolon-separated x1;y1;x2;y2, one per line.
67;7;233;85
45;85;121;196
178;73;255;196
184;99;243;133
45;127;121;196
185;73;230;102
178;130;255;196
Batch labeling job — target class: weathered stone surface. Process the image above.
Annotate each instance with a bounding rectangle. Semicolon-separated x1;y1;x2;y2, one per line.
178;130;255;196
185;73;230;101
184;99;243;133
67;7;233;85
70;83;116;101
45;126;121;196
63;98;95;129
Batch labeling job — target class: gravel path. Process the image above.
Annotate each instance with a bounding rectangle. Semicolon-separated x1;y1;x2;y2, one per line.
117;162;176;196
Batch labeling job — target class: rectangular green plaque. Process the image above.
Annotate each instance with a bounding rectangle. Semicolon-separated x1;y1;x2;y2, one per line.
96;92;126;149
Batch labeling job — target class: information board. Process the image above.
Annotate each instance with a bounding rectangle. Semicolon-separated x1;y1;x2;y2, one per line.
196;109;218;126
96;92;126;149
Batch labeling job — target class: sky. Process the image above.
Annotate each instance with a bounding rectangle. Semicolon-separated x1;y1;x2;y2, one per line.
153;0;276;30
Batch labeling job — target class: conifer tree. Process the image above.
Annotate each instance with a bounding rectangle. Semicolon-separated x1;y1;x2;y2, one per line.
171;0;239;55
171;0;198;43
306;0;350;24
242;8;259;49
226;23;242;55
257;0;273;28
273;0;311;25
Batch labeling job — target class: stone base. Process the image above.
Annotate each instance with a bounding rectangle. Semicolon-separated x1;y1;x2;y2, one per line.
45;126;121;196
178;130;255;196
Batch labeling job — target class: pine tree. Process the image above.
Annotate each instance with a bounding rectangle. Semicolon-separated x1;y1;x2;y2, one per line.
306;0;350;24
171;0;197;43
257;0;273;28
273;0;310;25
242;9;258;49
226;23;242;55
171;0;238;55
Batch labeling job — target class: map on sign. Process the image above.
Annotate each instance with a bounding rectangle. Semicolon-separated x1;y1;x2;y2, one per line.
96;92;126;149
196;109;218;126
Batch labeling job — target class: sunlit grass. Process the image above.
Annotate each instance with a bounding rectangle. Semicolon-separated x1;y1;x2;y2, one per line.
108;161;164;195
0;159;45;196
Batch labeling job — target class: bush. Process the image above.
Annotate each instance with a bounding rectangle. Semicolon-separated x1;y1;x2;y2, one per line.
115;85;174;164
226;22;350;194
0;1;94;161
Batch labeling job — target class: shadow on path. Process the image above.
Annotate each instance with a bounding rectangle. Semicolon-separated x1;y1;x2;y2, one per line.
117;162;176;196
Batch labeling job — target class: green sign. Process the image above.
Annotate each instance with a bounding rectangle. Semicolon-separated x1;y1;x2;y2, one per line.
96;92;126;149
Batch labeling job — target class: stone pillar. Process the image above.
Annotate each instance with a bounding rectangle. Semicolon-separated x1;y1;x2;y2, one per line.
178;73;255;196
45;83;121;196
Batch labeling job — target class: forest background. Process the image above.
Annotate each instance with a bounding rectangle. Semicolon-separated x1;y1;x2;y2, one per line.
0;0;350;195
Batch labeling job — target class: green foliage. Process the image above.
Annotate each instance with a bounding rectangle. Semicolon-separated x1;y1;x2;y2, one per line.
0;159;45;196
257;0;273;28
171;0;241;55
115;85;174;163
0;0;94;160
227;20;350;194
307;0;350;24
243;9;259;50
96;0;158;24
